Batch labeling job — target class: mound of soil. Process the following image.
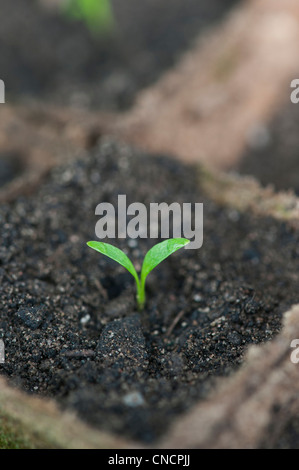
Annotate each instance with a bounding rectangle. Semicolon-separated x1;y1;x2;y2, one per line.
1;0;239;109
0;138;299;444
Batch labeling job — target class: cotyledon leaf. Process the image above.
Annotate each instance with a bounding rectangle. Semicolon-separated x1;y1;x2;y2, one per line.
86;241;139;286
140;238;190;288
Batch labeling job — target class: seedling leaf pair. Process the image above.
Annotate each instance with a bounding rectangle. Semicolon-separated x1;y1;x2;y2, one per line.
87;238;190;310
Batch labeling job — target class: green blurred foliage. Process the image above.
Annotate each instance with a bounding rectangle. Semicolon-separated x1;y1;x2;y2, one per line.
63;0;115;36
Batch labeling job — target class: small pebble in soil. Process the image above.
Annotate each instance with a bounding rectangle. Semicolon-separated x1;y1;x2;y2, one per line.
122;391;145;407
16;305;47;330
80;314;91;326
227;331;242;346
97;314;148;374
193;294;202;302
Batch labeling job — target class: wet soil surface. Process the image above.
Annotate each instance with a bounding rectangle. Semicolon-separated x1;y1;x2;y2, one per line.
0;138;299;444
238;101;299;195
1;0;239;110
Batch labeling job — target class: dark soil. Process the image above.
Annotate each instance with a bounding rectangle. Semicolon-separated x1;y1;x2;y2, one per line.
272;417;299;449
0;152;24;188
237;100;299;195
0;138;299;444
1;0;239;110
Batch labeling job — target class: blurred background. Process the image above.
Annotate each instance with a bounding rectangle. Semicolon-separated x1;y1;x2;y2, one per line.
1;0;299;196
0;0;238;109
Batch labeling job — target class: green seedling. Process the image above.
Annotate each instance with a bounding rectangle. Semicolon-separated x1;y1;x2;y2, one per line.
63;0;115;36
87;238;190;310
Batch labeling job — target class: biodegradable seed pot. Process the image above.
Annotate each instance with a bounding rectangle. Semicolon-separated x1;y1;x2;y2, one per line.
1;0;299;451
